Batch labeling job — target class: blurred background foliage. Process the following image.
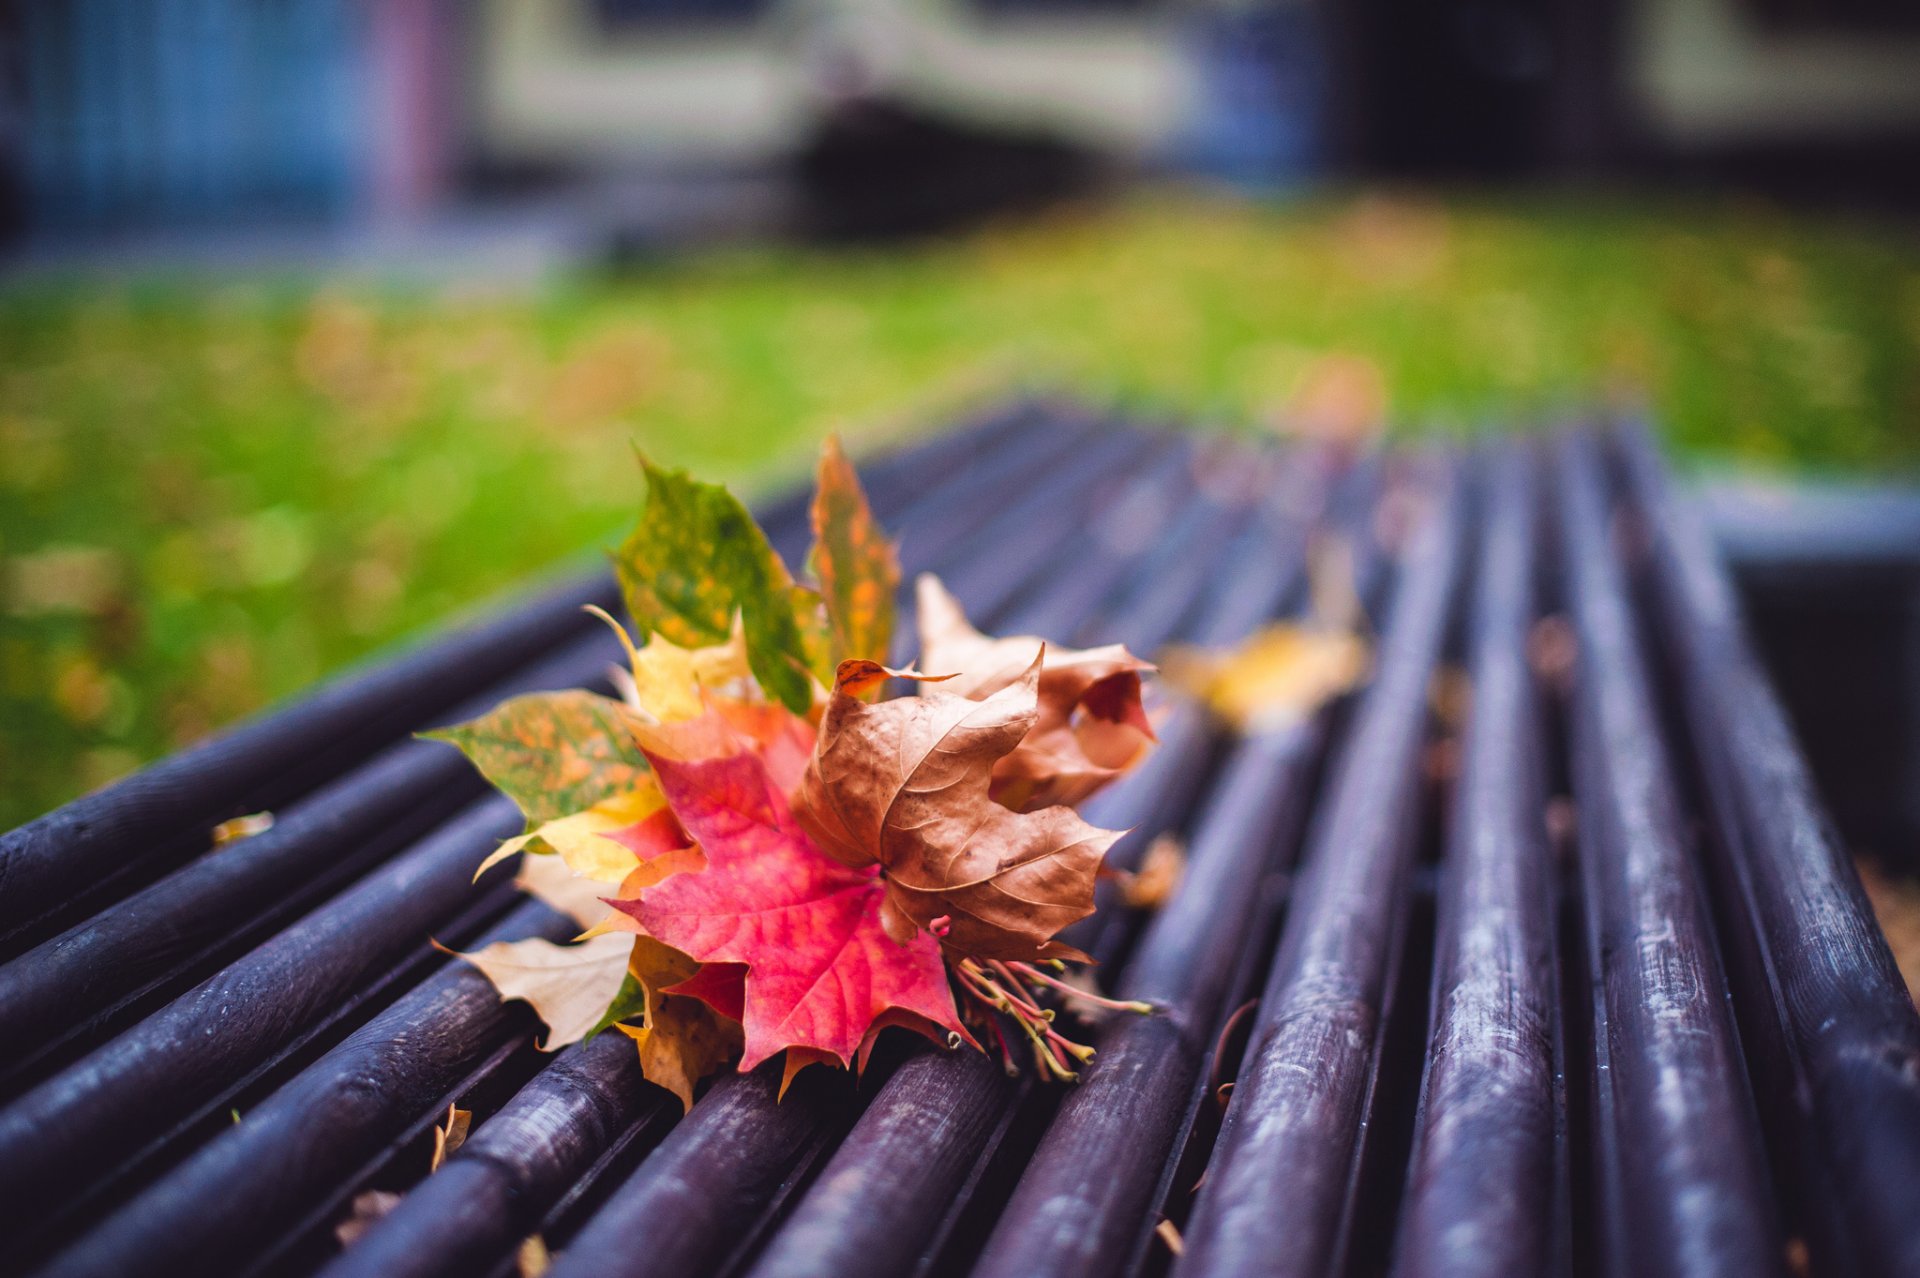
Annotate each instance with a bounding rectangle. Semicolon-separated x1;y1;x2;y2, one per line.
3;189;1918;825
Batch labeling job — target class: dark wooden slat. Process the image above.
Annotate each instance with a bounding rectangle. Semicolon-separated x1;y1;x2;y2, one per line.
1619;424;1920;1278
1394;447;1560;1278
312;1030;668;1278
0;403;1038;953
0;633;613;1096
542;1063;859;1278
0;797;524;1244
1552;431;1783;1278
28;900;577;1278
1175;467;1463;1278
967;462;1390;1274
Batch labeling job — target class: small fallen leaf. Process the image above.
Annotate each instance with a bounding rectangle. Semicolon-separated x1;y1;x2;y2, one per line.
810;434;900;671
429;1105;470;1172
795;652;1120;962
916;574;1155;810
211;811;274;846
334;1189;402;1248
452;932;634;1050
1119;835;1186;909
1155;1217;1186;1258
1160;623;1370;734
1429;664;1471;730
518;1234;552;1278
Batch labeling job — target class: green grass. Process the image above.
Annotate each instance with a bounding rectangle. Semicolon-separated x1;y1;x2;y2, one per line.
2;190;1917;827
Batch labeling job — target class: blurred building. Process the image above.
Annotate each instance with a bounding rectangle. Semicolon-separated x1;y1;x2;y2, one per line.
1;0;1918;247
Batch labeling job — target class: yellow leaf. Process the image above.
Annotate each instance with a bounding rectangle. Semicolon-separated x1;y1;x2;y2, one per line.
1119;834;1186;909
429;1104;471;1172
211;811;274;846
484;782;666;885
613;936;743;1112
590;604;751;724
518;1235;552;1278
1160;623;1370;734
454;933;634;1050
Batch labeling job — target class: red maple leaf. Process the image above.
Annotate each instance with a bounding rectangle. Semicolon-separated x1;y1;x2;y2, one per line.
615;712;969;1071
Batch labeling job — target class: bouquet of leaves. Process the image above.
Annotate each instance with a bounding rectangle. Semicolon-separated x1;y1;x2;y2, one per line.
431;440;1159;1109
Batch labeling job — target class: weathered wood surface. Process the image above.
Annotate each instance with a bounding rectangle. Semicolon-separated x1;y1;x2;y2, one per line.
1621;424;1920;1278
1394;447;1561;1278
1555;430;1783;1278
4;409;1915;1278
1175;463;1463;1278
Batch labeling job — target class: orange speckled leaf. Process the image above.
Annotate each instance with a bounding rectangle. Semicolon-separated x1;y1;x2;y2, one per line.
425;690;649;827
810;435;900;671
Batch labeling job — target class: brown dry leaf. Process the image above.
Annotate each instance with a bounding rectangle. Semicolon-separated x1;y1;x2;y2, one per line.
211;811;274;846
794;652;1121;962
1120;835;1186;910
429;1105;471;1173
1429;664;1472;731
612;935;745;1112
915;574;1155;811
518;1234;552;1278
452;932;634;1050
333;1189;402;1248
1160;623;1370;735
1155;1218;1187;1258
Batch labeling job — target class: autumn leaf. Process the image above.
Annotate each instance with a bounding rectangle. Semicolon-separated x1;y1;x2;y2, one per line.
452;932;634;1050
613;714;968;1070
810;435;899;670
915;574;1155;810
590;604;752;725
611;936;744;1111
1159;622;1370;734
613;455;825;713
426;690;650;828
794;652;1122;963
429;1105;470;1172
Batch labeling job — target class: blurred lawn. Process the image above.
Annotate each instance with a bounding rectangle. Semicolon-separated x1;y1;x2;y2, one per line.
3;190;1918;826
